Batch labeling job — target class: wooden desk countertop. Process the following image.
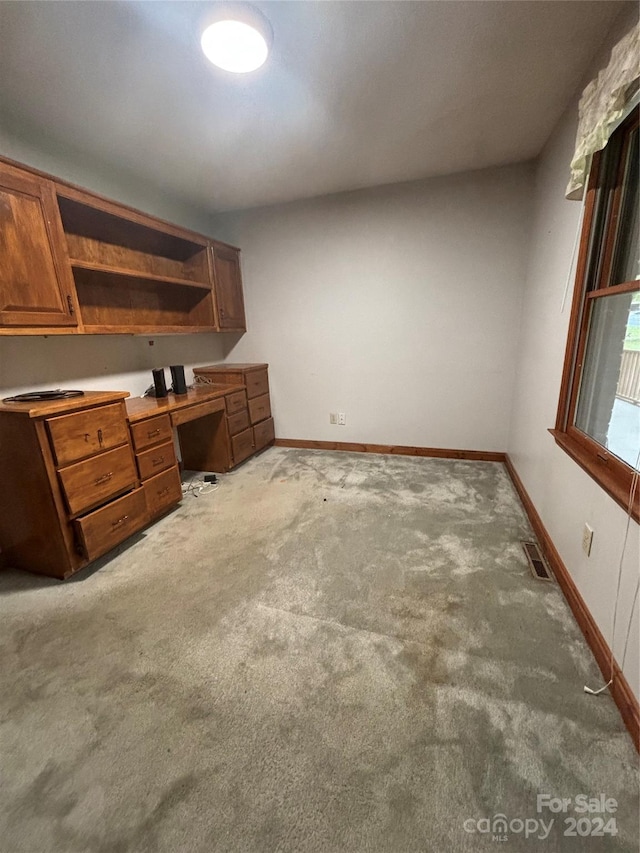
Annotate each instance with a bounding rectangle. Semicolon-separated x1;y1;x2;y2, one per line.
125;384;244;423
0;391;130;419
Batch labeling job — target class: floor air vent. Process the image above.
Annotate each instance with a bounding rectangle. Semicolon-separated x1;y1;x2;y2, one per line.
521;541;553;581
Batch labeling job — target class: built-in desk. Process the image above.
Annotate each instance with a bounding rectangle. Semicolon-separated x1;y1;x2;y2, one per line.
125;384;243;426
124;376;273;474
0;366;274;579
0;391;141;578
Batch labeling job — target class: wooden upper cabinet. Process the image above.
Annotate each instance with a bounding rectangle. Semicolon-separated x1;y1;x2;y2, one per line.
0;156;248;335
0;164;77;327
210;242;246;331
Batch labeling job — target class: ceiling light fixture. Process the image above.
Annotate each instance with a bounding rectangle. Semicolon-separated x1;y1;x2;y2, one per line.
201;4;272;74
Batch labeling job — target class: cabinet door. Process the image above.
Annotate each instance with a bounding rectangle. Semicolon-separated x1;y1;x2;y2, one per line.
0;165;77;327
210;242;246;331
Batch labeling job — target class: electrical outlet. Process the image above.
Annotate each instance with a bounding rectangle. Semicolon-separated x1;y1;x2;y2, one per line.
329;413;338;425
582;523;593;557
338;412;346;425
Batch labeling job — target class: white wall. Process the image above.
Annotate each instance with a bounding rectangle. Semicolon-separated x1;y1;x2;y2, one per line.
214;164;533;451
0;121;226;400
508;15;639;698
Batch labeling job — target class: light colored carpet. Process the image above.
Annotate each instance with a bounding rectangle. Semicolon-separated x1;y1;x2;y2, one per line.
1;447;638;852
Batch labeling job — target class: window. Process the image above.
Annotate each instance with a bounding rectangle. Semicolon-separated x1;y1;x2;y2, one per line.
553;106;640;521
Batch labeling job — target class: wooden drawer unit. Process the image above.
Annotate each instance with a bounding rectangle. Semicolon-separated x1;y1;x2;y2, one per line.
48;402;130;465
0;391;153;579
129;410;182;516
227;408;250;436
130;413;172;452
232;428;255;465
58;443;138;516
248;393;271;426
245;368;269;399
192;363;268;388
144;466;183;518
253;417;275;451
75;488;147;561
225;389;248;416
190;364;273;471
136;440;176;481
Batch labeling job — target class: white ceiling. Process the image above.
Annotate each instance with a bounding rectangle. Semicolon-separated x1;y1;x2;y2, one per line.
0;1;627;212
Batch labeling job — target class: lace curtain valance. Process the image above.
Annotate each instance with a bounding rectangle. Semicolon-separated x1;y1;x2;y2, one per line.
566;22;639;200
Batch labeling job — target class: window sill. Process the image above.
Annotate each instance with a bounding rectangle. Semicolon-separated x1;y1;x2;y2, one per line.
549;429;639;523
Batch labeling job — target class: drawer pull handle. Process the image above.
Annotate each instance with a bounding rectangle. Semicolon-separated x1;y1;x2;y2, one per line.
95;471;114;484
66;294;75;315
97;428;104;447
112;515;129;527
147;428;161;438
152;456;165;466
158;487;170;497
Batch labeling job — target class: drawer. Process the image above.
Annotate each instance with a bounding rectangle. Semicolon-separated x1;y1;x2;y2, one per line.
253;417;275;451
130;414;172;452
136;440;176;481
75;488;147;562
48;403;130;466
245;368;269;399
231;427;255;466
248;393;271;425
143;466;182;518
225;390;248;416
170;397;225;427
227;408;250;436
58;444;138;516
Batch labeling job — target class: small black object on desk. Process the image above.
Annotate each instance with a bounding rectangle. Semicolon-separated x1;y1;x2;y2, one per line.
2;389;85;403
152;368;168;398
170;365;187;395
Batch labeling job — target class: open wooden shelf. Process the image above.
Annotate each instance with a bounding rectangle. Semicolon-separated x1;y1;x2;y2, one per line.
73;268;215;331
69;258;211;290
58;192;218;332
65;230;209;288
57;194;208;259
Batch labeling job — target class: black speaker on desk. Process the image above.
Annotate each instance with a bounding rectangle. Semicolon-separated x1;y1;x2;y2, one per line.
170;364;188;395
152;367;168;398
